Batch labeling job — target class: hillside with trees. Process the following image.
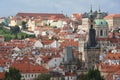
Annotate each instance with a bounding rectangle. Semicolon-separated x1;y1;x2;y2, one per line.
0;23;35;41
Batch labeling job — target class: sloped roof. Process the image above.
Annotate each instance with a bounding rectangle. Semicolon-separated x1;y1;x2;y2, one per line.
0;72;4;79
104;14;120;19
104;52;120;60
16;13;65;19
60;39;78;48
11;63;48;73
72;13;82;20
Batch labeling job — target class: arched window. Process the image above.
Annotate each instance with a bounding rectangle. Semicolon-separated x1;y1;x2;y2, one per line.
100;30;103;36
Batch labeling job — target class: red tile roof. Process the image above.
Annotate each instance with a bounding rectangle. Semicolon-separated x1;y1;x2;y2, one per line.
40;56;52;63
105;73;113;80
0;59;11;66
115;70;120;75
11;63;48;73
53;28;61;34
72;13;82;20
16;13;65;19
0;72;4;79
41;39;54;45
60;39;78;48
104;14;120;19
100;63;119;73
104;52;120;60
65;72;76;76
97;38;120;43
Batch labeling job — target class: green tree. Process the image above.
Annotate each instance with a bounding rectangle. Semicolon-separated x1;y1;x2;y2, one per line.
4;67;21;80
35;73;51;80
22;21;27;29
10;25;20;35
83;68;104;80
21;35;24;39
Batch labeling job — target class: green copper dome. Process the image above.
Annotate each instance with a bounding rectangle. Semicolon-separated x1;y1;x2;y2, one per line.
95;19;108;26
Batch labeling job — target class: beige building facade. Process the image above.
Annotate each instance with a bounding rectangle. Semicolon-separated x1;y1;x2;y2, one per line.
104;14;120;29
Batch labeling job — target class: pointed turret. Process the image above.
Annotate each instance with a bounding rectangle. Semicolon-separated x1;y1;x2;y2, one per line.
90;4;93;13
96;6;103;19
89;4;94;21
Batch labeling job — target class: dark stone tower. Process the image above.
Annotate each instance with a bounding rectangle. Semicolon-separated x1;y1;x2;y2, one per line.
63;46;78;72
84;5;100;70
87;5;97;48
87;25;97;48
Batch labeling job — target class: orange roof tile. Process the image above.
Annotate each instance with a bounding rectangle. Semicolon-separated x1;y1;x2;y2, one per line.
41;39;54;45
16;13;65;19
0;72;4;79
104;14;120;19
11;63;48;73
60;39;78;48
97;38;120;43
104;52;120;60
65;72;76;76
101;64;118;73
72;13;82;20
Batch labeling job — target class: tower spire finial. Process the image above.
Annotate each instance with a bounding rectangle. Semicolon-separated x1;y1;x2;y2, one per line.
99;5;101;13
90;4;93;13
90;0;93;13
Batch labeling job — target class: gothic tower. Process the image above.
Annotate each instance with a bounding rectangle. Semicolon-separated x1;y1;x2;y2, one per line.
87;5;97;48
84;5;100;70
63;46;78;72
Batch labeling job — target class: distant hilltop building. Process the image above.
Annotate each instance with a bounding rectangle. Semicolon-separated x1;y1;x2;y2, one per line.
16;13;65;19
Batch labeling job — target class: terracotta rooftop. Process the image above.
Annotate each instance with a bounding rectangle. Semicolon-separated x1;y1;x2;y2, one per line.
97;38;120;43
16;13;65;19
100;63;119;73
65;72;76;76
104;52;120;60
72;13;82;20
0;72;4;80
60;39;78;48
104;14;120;19
12;63;48;73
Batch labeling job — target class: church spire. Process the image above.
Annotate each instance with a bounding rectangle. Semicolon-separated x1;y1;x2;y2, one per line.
96;5;103;19
90;4;93;13
98;5;101;13
89;4;94;20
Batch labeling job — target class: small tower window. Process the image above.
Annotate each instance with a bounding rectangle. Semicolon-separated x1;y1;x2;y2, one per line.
106;29;108;36
101;22;102;24
100;30;103;36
